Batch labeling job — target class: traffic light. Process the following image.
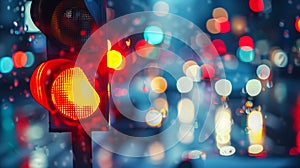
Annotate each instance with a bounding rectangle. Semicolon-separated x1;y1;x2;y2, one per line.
29;0;108;167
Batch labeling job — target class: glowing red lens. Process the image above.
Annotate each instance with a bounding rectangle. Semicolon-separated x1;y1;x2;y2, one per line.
51;67;100;120
30;59;100;120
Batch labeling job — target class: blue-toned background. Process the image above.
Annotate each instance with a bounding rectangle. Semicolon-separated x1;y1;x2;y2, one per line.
1;0;300;167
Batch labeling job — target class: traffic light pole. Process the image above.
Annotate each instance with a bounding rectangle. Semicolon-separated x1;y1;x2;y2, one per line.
71;130;93;168
71;1;107;167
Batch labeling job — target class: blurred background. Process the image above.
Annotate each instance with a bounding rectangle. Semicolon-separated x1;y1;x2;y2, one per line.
1;0;300;167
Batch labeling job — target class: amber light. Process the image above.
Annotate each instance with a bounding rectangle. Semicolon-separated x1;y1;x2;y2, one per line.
30;59;100;121
107;50;125;70
51;67;100;120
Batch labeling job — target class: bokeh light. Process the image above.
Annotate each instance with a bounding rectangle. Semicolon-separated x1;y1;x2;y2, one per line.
256;64;271;80
246;79;262;97
295;18;300;33
145;109;163;127
176;76;193;93
249;0;264;13
178;98;195;124
0;57;14;73
150;76;167;93
214;79;232;97
153;1;169;17
186;64;201;82
215;108;232;135
206;18;220;34
271;49;288;68
247;110;264;147
219;145;236;156
135;40;155;58
12;51;27;68
248;144;264;155
182;60;197;75
148;142;165;162
29;148;48;168
237;46;255;62
216;134;231;145
248;110;263;132
26;124;44;141
182;150;206;160
24;51;35;67
207;7;230;34
107;50;124;70
215;107;233;155
216;17;231;34
239;36;254;49
212;7;228;20
178;124;194;144
96;148;113;168
201;64;215;79
153;97;168;117
144;26;164;45
231;16;247;36
212;39;227;55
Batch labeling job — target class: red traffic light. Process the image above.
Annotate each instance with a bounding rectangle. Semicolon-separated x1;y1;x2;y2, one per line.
51;67;100;120
30;59;101;121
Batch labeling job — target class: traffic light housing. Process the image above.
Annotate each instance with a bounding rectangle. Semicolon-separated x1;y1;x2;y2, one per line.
30;0;108;130
29;0;108;167
30;0;106;60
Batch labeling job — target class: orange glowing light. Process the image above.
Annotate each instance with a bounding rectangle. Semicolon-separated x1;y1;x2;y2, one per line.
206;18;220;34
232;16;247;36
126;39;131;47
151;76;167;93
295;18;300;33
51;67;100;120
